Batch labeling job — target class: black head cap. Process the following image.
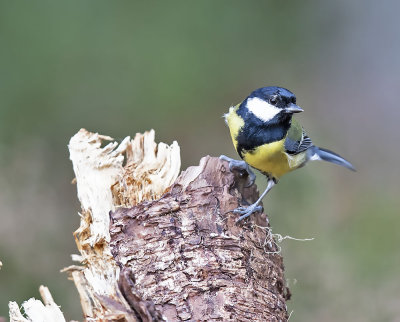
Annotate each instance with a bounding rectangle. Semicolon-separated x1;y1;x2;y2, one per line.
248;86;297;109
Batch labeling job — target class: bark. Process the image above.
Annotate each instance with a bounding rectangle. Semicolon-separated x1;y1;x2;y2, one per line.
110;156;290;321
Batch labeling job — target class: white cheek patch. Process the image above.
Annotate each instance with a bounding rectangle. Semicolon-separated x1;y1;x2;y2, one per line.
246;97;281;122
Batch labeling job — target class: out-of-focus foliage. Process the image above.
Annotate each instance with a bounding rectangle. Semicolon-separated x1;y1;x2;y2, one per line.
1;1;399;321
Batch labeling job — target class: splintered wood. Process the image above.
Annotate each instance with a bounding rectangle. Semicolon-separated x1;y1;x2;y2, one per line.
9;286;66;322
112;131;181;207
64;128;181;321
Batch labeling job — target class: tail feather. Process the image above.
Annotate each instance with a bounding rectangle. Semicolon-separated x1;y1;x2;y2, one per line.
308;146;356;171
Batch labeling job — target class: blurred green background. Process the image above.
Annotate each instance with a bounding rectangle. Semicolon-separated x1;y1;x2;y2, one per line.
1;1;399;321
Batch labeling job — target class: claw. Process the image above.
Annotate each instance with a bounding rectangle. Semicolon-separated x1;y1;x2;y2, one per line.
231;178;276;223
219;155;256;187
233;204;263;222
245;171;256;188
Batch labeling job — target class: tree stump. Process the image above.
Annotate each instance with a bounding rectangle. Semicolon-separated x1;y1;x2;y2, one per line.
110;156;290;321
9;129;290;322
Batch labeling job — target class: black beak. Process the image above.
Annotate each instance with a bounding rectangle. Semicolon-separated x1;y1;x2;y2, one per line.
285;104;304;113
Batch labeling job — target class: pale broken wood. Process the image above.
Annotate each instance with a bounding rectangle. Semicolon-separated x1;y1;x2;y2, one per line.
113;131;182;206
9;286;65;322
63;128;181;321
9;302;28;322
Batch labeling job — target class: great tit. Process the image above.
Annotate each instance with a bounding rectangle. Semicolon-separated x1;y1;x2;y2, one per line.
221;86;355;222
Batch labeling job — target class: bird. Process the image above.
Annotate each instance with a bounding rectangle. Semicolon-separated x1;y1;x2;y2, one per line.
221;86;355;222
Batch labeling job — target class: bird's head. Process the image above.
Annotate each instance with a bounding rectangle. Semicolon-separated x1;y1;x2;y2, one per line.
241;86;303;123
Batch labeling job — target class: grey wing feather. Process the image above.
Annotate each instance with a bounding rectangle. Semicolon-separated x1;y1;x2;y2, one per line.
285;129;313;155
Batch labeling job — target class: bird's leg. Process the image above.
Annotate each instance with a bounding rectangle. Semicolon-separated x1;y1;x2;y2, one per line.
219;155;256;187
234;179;276;222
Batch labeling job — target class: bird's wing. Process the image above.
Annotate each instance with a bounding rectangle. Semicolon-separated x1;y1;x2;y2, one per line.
284;118;313;155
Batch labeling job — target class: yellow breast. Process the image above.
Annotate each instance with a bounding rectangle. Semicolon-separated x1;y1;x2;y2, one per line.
243;141;307;179
242;140;285;178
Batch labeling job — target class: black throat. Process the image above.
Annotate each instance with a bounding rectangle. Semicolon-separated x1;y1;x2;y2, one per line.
235;104;291;158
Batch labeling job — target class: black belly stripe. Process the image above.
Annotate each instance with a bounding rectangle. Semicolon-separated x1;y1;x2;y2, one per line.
236;115;290;158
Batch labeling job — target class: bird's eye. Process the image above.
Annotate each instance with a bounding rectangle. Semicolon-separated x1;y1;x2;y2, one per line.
270;95;278;105
292;97;296;104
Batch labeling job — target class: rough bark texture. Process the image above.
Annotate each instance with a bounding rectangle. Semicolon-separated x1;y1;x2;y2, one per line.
110;156;290;321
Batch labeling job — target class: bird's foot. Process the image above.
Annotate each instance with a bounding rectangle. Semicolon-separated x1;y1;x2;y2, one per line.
219;155;256;187
233;204;263;222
